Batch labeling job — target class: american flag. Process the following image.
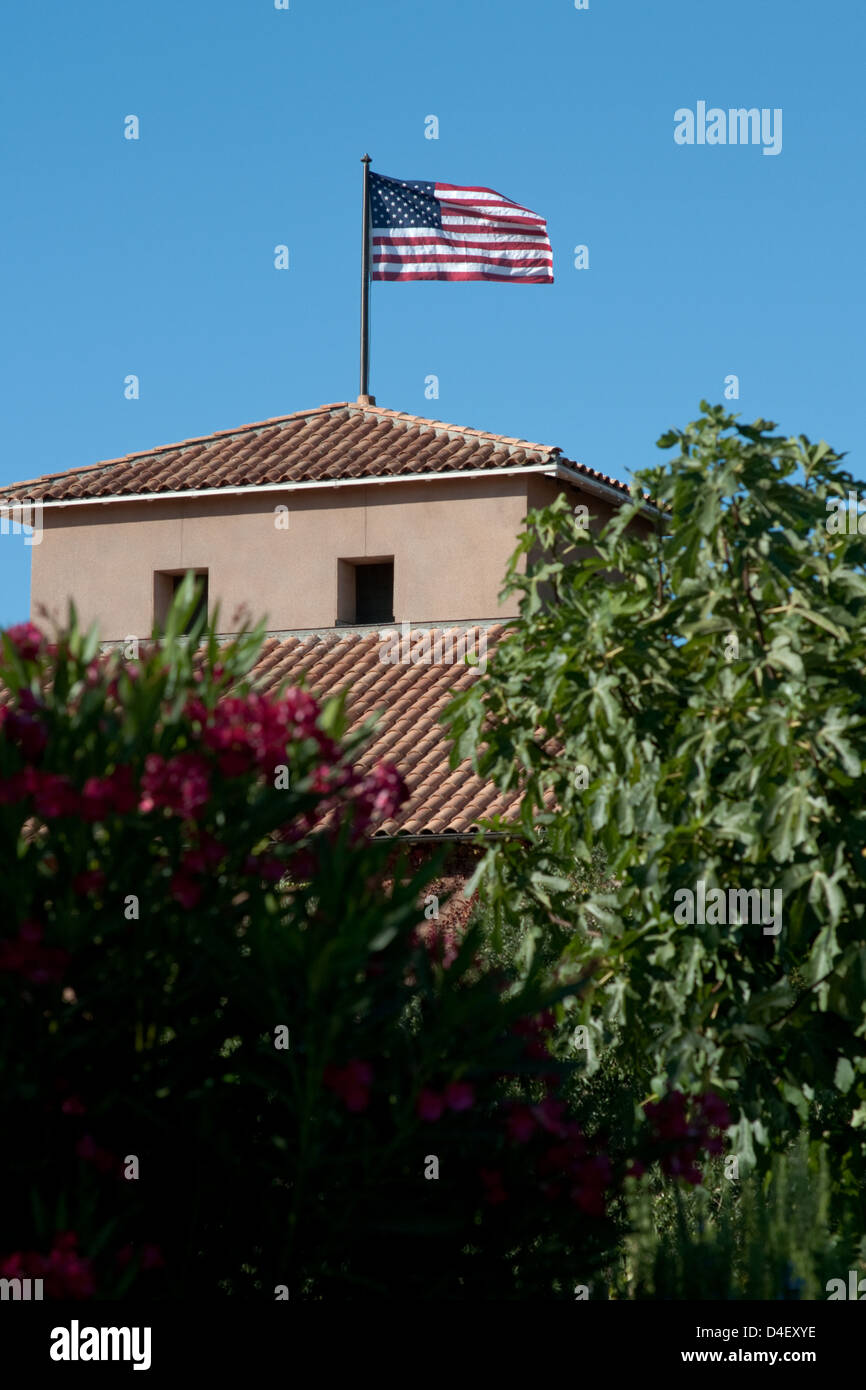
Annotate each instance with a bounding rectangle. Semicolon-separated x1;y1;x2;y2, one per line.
369;173;553;283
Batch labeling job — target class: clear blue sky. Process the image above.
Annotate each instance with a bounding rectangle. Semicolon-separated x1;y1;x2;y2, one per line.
1;0;863;625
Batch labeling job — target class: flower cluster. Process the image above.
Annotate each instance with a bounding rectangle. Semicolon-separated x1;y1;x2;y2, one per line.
1;657;407;845
511;1010;557;1060
350;763;407;829
0;921;68;985
76;1133;118;1175
4;621;44;662
412;918;461;970
139;752;211;818
81;766;137;820
0;1232;94;1299
500;1096;611;1216
323;1058;374;1113
194;689;334;778
643;1090;732;1184
0;690;48;760
416;1081;475;1120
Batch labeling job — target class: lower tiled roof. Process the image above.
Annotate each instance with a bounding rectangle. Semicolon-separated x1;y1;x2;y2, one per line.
1;624;517;837
248;625;516;836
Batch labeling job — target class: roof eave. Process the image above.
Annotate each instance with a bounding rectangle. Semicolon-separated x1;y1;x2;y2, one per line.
11;461;561;509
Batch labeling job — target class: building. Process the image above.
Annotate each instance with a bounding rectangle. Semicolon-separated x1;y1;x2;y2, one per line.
4;396;636;846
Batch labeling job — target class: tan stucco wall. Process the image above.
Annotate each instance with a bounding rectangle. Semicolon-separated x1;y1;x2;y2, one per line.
30;478;532;640
526;474;621;530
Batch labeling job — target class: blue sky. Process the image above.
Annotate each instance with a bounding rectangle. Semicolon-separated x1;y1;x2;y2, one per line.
1;0;863;624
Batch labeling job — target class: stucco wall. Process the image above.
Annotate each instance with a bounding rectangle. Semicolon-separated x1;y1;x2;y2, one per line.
30;478;533;639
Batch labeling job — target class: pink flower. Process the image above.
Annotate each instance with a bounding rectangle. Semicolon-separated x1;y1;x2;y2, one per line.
185;697;209;726
243;852;285;882
416;1088;446;1122
572;1185;607;1217
323;1058;373;1113
76;1135;116;1174
644;1090;690;1139
29;770;78;819
0;1232;94;1299
511;1010;555;1060
0;770;26;804
530;1097;570;1138
644;1090;720;1184
3;708;47;759
0;921;69;984
81;766;137;821
575;1154;611;1189
479;1168;507;1205
413;920;460;970
444;1081;474;1112
5;622;44;661
181;832;225;874
140;752;210;818
80;776;113;821
170;872;202;909
61;1095;86;1116
107;766;138;813
697;1092;732;1131
199;689;327;780
539;1132;588;1177
72;870;106;897
505;1104;537;1144
350;763;408;833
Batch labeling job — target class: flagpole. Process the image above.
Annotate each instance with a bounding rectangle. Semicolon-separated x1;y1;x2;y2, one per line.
359;154;374;403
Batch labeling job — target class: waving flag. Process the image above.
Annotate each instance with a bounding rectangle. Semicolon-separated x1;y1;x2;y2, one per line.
369;173;553;283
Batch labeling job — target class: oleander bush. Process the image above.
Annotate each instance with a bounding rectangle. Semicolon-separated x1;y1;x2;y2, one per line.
0;587;730;1300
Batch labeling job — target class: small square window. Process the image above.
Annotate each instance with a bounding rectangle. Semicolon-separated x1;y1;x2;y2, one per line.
154;569;209;634
337;558;394;625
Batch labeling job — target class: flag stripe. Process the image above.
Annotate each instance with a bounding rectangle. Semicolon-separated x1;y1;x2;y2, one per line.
374;237;553;257
374;230;549;242
374;254;552;271
375;270;552;282
378;224;550;240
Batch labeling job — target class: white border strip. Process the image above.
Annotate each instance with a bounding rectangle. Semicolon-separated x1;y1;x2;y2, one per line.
10;460;646;512
26;462;555;508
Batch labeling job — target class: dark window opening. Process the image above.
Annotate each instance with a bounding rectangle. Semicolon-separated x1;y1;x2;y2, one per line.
154;570;209;634
355;562;393;623
337;558;394;625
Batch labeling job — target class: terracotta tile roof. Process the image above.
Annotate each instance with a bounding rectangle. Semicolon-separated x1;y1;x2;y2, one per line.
0;625;517;837
248;624;517;837
1;400;630;503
